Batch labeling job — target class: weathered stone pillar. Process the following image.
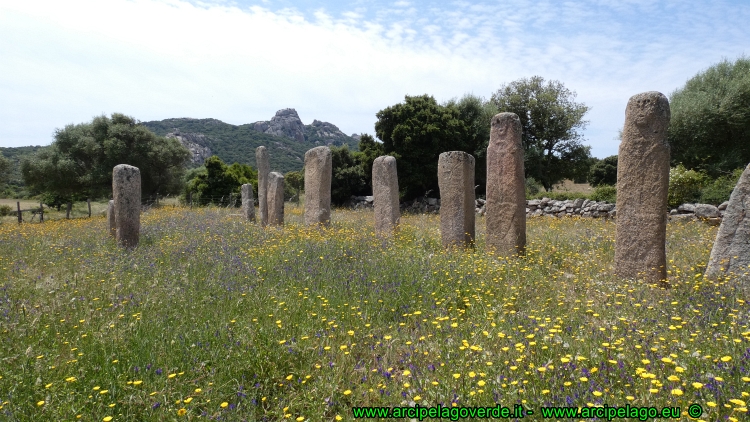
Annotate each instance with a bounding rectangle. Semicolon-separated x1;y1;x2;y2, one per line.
615;92;670;282
705;163;750;279
372;155;400;236
241;183;255;222
304;146;332;226
112;164;141;248
438;151;475;249
107;200;116;237
486;112;526;256
267;171;285;226
256;146;270;227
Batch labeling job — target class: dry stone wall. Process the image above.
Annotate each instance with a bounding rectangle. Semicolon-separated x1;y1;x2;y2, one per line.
346;195;726;224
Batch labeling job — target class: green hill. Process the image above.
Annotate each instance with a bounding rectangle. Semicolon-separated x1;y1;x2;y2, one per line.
142;113;360;174
1;111;361;197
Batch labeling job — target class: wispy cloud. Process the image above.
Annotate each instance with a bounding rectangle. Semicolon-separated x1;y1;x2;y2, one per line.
0;0;748;158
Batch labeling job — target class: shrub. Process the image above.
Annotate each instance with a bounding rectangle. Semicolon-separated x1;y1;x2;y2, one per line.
668;164;706;208
525;177;543;199
699;167;744;205
588;155;618;186
589;185;617;203
284;171;304;202
0;204;12;216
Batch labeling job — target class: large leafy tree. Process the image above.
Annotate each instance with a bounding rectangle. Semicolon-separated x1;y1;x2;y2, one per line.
375;94;482;200
0;153;11;189
330;145;367;205
445;94;504;190
668;57;750;177
588;155;618;186
354;134;385;191
188;156;257;206
490;76;592;191
22;113;190;202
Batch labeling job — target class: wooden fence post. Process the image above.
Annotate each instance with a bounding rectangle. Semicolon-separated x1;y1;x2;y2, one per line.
17;202;21;224
66;202;72;219
40;202;44;222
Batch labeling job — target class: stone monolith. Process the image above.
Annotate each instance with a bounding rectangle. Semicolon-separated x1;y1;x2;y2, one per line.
438;151;475;249
241;183;255;222
256;146;270;227
615;92;671;282
107;200;115;237
267;171;285;226
372;155;400;236
112;164;141;248
486;112;526;256
304;146;332;226
705;163;750;279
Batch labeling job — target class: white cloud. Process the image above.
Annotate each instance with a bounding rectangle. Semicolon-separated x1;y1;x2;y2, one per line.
0;0;749;159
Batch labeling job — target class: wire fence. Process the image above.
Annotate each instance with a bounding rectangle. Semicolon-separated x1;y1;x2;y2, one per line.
4;192;254;224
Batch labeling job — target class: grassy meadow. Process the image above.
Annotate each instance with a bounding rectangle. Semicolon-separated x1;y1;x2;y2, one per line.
0;204;748;421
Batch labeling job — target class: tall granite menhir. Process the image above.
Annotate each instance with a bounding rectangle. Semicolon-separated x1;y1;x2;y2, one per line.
705;163;750;280
486;112;526;256
256;146;270;227
372;155;400;236
267;172;285;226
241;183;255;222
112;164;141;248
438;151;475;249
615;92;671;282
304;146;332;226
107;200;115;237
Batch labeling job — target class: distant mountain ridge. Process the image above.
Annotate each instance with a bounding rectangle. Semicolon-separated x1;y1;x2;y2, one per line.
142;109;361;173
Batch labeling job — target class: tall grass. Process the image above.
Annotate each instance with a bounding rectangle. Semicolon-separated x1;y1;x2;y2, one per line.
0;205;748;421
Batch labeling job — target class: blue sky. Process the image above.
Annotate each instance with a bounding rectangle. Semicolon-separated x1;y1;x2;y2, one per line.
1;0;748;158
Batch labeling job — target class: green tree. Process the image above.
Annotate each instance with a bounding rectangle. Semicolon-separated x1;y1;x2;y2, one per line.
588;155;618;186
353;134;385;191
375;95;477;200
444;94;498;191
0;153;11;189
490;76;592;191
21;113;190;202
188;156;255;206
284;170;304;202
330;145;367;205
668;57;750;177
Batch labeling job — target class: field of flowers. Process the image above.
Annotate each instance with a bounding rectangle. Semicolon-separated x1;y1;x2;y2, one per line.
0;204;748;421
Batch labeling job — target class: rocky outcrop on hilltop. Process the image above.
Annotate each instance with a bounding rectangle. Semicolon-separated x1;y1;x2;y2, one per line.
165;130;212;165
305;120;351;146
253;109;306;143
252;109;358;147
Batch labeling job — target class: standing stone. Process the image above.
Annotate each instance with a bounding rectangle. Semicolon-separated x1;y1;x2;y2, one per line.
241;183;255;222
486;112;526;256
372;156;400;236
112;164;141;248
615;92;671;282
256;146;270;227
304;146;332;226
705;163;750;279
438;151;475;249
267;172;285;226
107;200;116;238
